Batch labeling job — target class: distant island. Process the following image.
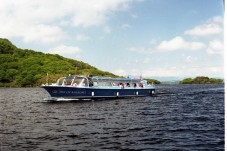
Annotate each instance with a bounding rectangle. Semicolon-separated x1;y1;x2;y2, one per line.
180;76;223;84
144;78;161;84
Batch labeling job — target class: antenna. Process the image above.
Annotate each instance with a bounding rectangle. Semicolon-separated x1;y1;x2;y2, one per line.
46;73;49;85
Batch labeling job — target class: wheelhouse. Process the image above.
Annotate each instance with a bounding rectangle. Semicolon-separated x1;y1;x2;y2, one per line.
56;75;89;87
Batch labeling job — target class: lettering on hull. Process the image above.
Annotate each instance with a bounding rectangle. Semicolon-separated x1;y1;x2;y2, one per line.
58;91;86;94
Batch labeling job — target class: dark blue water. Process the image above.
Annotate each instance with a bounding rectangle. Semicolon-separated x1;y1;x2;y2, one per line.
0;84;224;150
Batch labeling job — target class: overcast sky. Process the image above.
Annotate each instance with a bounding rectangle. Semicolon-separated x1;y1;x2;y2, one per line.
0;0;224;79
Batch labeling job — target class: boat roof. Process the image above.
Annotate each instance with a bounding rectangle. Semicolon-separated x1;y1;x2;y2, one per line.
91;76;142;83
62;75;143;83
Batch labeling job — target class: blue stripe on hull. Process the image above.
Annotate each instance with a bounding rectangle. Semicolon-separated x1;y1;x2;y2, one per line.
42;86;155;99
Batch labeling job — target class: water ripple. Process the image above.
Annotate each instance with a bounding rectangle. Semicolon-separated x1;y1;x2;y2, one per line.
0;85;224;150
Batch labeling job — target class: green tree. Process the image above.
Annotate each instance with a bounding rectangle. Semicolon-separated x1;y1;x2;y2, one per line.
180;78;194;84
144;78;161;84
180;76;223;84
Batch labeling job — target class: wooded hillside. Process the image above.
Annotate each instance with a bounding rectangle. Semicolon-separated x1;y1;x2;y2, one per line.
0;38;118;87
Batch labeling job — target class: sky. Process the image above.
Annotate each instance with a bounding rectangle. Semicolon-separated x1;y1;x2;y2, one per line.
0;0;224;80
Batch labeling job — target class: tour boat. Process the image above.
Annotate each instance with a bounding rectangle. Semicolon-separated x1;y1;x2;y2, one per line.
42;75;155;101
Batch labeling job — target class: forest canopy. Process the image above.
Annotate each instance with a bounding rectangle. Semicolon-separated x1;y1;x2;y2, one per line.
180;76;223;84
0;38;118;87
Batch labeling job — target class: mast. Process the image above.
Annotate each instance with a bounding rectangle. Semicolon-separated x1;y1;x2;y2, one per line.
75;66;78;75
46;73;49;85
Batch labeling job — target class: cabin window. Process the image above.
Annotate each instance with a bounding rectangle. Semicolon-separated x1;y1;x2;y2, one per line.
72;77;88;87
98;82;112;86
73;78;83;85
63;79;73;85
93;82;98;86
56;77;65;86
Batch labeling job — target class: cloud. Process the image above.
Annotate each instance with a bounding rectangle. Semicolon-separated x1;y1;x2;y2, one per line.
142;67;181;77
113;68;140;76
131;14;138;19
129;16;223;54
186;10;197;16
141;66;224;78
155;36;206;51
112;65;223;78
149;38;157;45
121;23;132;29
185;56;198;63
113;69;127;76
71;0;131;27
207;39;224;54
75;34;90;41
0;0;68;43
23;24;67;44
47;45;81;58
128;47;146;53
129;36;205;53
184;16;223;36
103;26;112;34
142;57;150;64
0;0;131;43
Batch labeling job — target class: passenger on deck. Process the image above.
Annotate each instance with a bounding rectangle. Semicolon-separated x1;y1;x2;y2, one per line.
134;83;137;88
88;77;93;87
139;83;143;88
119;83;124;89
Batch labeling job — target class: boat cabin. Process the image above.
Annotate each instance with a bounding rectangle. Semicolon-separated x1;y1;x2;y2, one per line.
55;75;148;88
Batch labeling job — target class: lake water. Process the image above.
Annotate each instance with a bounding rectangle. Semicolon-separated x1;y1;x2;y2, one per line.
0;84;224;150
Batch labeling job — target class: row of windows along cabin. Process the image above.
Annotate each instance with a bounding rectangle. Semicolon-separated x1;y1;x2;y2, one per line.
55;75;148;88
